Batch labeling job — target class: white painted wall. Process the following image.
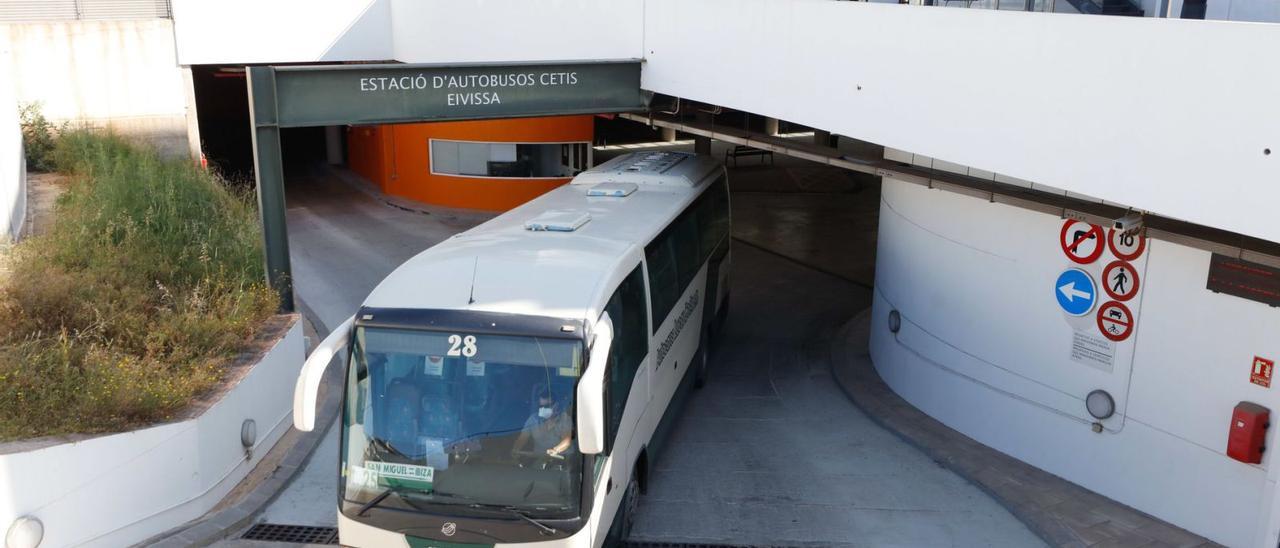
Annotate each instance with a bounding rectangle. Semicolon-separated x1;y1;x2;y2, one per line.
0;19;192;157
0;321;303;548
642;0;1280;245
1207;0;1280;22
171;0;393;65
0;62;24;242
388;0;643;64
869;178;1280;547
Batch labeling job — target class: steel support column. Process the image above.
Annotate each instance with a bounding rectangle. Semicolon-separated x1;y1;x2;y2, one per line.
247;67;295;312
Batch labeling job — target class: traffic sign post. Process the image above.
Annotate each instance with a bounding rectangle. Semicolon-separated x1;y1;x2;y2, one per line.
1102;260;1140;301
1056;268;1098;317
1108;228;1146;261
1060;220;1105;264
1096;301;1134;342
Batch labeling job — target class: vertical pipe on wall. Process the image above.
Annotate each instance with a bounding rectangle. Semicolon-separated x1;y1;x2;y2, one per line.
246;67;295;312
325;125;344;165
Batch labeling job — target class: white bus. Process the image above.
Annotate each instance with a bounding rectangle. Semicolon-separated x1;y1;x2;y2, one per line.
293;151;731;548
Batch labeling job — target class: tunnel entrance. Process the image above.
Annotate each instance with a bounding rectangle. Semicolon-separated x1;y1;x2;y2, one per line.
243;61;645;311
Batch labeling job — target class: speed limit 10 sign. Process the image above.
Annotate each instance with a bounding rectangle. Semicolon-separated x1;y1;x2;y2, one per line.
1108;228;1146;261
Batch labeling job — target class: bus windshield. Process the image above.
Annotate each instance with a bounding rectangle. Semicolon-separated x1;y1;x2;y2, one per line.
341;326;584;518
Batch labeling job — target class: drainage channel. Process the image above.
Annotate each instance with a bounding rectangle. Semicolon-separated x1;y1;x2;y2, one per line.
240;524;339;544
624;544;798;548
240;526;787;548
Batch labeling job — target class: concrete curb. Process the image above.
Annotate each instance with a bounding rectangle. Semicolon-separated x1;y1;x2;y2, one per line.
322;164;495;226
140;298;345;548
829;308;1216;548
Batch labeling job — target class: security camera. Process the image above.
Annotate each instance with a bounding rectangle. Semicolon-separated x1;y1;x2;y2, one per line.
1113;212;1144;236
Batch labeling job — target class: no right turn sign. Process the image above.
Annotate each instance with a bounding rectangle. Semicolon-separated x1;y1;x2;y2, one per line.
1060;220;1105;264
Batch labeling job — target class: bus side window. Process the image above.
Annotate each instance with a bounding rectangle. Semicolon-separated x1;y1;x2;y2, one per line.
673;210;700;289
645;226;679;331
603;265;648;454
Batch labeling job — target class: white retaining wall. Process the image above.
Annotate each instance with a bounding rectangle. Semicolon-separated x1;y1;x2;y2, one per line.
0;19;191;158
0;72;23;242
869;178;1280;547
0;320;303;548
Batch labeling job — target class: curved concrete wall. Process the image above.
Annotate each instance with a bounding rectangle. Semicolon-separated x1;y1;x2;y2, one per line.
869;178;1280;547
0;320;303;548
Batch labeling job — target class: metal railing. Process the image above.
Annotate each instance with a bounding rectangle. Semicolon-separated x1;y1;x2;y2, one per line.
904;0;1083;14
0;0;172;23
840;0;1145;16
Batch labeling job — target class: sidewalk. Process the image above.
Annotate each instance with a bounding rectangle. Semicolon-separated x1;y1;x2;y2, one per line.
829;309;1217;548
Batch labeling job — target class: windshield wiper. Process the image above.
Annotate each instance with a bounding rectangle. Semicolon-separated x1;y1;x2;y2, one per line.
357;486;401;517
505;507;558;535
430;491;557;535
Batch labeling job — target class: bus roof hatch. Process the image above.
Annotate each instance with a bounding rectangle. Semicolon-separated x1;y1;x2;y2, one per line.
524;210;591;232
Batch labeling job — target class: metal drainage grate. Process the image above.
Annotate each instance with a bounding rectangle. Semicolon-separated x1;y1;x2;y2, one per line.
624;543;792;548
241;523;339;544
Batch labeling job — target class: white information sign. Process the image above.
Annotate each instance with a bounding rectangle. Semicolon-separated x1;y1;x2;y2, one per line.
1070;330;1115;372
424;356;444;376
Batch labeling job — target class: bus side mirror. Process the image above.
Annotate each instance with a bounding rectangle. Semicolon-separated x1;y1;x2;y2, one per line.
577;314;613;455
293;315;355;432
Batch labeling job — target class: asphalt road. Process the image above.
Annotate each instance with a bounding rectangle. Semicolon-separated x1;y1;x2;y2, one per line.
629;243;1043;546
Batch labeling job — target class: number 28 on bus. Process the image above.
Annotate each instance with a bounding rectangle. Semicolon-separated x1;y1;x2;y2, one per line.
293;152;732;547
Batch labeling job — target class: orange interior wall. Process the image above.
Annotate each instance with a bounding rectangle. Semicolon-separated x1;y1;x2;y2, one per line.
346;115;594;212
347;125;395;192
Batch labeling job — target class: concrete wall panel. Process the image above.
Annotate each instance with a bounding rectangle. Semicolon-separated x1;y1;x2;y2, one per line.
172;0;393;65
0;71;24;242
642;0;1280;244
388;0;643;64
0;19;190;157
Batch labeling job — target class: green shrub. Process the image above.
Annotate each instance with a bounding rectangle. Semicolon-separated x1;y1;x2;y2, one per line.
18;102;57;172
0;129;278;441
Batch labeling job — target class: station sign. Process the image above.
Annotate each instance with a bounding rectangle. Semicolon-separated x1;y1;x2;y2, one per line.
1060;220;1105;264
267;61;645;128
1102;260;1140;301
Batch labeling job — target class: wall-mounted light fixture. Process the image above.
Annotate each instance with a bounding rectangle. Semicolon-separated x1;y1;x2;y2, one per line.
6;516;43;548
1086;389;1115;420
241;419;257;450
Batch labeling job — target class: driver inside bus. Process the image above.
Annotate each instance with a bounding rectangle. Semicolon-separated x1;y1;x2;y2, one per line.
512;389;573;458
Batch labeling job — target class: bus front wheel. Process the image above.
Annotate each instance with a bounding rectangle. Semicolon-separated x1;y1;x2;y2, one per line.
694;331;710;389
607;472;640;546
621;472;639;540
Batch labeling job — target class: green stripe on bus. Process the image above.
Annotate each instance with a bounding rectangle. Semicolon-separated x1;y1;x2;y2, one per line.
406;536;494;548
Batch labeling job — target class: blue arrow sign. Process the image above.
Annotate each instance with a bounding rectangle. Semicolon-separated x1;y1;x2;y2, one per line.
1055;268;1097;317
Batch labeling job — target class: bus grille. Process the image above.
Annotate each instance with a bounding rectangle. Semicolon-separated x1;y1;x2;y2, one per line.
624;543;796;548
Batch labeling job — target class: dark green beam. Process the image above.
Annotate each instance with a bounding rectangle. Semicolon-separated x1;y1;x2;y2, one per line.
247;66;295;312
